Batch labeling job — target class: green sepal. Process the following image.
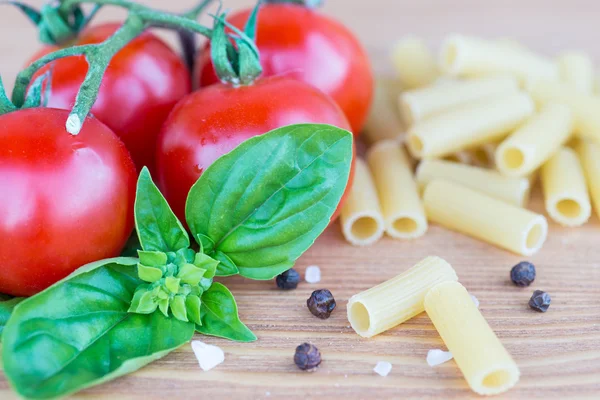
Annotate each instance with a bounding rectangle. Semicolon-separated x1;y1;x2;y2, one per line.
158;297;169;317
194;252;219;279
213;251;239;277
185;295;202;326
176;263;206;286
137;263;163;283
128;286;158;314
196;234;215;254
164;277;181;294
170;295;188;322
138;250;168;267
0;76;17;115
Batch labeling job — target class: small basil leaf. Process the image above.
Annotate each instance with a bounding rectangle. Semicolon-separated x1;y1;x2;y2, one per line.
137;264;164;283
128;286;158;314
164;277;181;294
0;297;23;339
177;263;206;286
185;295;202;326
186;124;353;280
212;251;239;277
135;167;190;253
2;258;195;399
194;252;219;278
138;250;168;267
197;283;256;342
170;295;188;322
196;233;215;254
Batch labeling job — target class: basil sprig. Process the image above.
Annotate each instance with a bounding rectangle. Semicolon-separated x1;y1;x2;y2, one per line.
1;123;353;399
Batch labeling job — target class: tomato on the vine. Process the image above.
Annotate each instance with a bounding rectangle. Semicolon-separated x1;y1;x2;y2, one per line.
30;23;191;172
0;108;137;296
196;3;374;135
156;75;355;224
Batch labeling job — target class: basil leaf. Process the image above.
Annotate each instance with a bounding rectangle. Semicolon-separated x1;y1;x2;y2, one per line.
0;298;23;338
135;167;190;253
2;258;195;399
186;124;353;280
197;283;256;342
213;250;240;277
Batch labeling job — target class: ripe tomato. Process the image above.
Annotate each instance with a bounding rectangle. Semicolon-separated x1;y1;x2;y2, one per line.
195;3;374;135
156;76;355;224
31;23;191;172
0;108;137;296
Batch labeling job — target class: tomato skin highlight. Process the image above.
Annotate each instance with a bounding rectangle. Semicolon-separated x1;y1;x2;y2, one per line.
196;4;374;135
156;76;355;224
31;23;192;173
0;108;137;296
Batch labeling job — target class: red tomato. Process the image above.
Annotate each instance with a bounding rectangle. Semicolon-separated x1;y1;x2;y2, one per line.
31;23;191;173
195;4;374;135
0;108;137;296
156;76;355;224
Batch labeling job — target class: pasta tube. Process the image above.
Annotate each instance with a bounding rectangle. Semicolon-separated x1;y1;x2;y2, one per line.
391;37;439;89
496;103;574;177
363;78;405;144
440;35;558;83
527;79;600;142
340;159;385;246
400;76;519;125
407;93;535;159
367;141;427;239
423;180;547;256
575;139;600;219
416;160;531;207
425;281;520;395
541;147;591;227
347;256;458;338
557;51;594;94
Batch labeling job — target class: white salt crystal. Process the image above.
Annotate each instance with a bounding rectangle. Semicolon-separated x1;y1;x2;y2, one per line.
373;361;392;377
305;265;321;283
426;349;453;367
191;340;224;371
470;294;480;308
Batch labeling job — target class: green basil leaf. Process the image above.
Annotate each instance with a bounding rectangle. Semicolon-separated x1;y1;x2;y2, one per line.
135;167;190;253
0;298;23;339
196;233;215;254
213;251;239;277
2;258;194;399
196;283;256;342
186;124;353;280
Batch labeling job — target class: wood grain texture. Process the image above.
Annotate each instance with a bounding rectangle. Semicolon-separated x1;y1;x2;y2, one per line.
1;1;599;399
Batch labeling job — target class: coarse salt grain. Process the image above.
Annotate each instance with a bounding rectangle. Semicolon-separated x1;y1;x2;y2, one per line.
191;340;224;371
426;349;453;367
373;361;392;377
470;294;480;308
305;265;321;283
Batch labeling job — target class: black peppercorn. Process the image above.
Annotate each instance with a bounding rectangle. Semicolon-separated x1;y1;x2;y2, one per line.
307;289;336;319
510;261;536;287
275;269;300;290
294;343;321;371
529;290;551;312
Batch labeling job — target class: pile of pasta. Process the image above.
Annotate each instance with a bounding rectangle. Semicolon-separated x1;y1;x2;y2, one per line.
341;34;600;256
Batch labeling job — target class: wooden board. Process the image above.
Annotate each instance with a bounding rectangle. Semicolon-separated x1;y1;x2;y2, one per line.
1;1;599;399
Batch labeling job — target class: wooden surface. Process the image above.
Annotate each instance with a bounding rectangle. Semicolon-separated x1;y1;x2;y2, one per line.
1;1;600;399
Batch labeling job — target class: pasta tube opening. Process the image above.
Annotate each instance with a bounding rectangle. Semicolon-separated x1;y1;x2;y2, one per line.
348;301;371;334
348;215;385;243
500;146;526;170
547;196;590;227
524;218;547;253
408;135;425;157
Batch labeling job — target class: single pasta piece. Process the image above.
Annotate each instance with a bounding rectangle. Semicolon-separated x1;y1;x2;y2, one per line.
400;76;519;125
416;160;531;207
440;35;558;83
340;159;385;246
347;256;458;338
423;180;547;256
425;281;520;395
407;93;535;159
496;103;574;177
557;51;594;94
575;139;600;219
527;79;600;142
391;37;439;89
367;141;427;239
363;78;405;144
541;147;591;227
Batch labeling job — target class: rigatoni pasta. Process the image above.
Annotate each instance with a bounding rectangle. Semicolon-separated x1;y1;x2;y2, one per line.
363;78;405;144
391;37;439;89
541;147;591;227
425;281;520;395
423;180;547;256
416;160;531;207
557;51;594;94
407;93;535;159
347;256;458;338
367;141;427;239
440;34;558;83
575;139;600;219
496;103;574;177
400;76;519;125
340;159;385;246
